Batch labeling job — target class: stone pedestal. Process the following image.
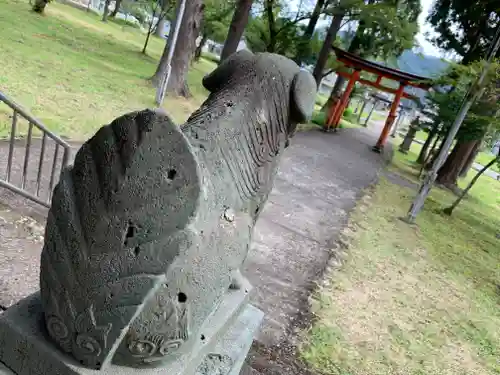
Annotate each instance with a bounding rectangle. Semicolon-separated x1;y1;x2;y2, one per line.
0;288;263;375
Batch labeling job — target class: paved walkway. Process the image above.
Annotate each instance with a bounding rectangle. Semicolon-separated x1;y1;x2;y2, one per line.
0;127;389;373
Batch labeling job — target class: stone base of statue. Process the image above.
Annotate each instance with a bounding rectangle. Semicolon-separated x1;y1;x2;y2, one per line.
0;280;262;375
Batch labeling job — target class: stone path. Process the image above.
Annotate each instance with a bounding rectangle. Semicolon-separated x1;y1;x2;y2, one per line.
0;128;389;373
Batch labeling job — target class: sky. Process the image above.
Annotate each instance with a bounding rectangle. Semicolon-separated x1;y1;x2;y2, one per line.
417;0;442;57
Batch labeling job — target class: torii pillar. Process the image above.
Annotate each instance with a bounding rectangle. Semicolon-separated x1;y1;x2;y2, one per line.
325;70;361;131
372;82;406;153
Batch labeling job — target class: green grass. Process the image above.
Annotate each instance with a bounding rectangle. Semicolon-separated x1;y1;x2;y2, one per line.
300;140;500;375
310;108;363;130
0;0;332;140
413;131;499;173
415;129;428;142
475;151;500;173
0;0;215;140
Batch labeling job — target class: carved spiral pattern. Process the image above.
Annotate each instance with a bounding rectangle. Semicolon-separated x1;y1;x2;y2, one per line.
46;315;69;341
128;340;157;358
76;334;102;356
158;339;184;355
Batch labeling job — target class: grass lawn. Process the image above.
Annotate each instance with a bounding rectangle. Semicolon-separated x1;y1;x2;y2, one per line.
0;0;215;140
300;141;500;374
0;0;335;141
475;151;500;173
415;130;428;142
413;131;499;173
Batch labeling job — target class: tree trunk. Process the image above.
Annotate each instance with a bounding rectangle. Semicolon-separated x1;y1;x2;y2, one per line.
321;25;365;112
32;0;49;13
151;0;204;97
109;0;122;17
295;0;326;65
194;33;208;62
416;127;437;164
319;0;376;112
143;19;155;54
436;140;478;187
102;0;111;21
419;134;442;177
220;0;253;62
443;157;498;215
264;0;277;52
459;140;481;177
143;5;162;54
312;12;344;86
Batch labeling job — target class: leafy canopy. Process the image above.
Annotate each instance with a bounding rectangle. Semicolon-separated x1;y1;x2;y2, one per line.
427;0;500;63
426;60;500;142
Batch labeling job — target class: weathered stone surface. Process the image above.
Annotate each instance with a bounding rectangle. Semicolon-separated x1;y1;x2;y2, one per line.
36;50;317;370
399;125;418;154
0;292;263;375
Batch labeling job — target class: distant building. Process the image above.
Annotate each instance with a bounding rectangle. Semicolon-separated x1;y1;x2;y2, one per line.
298;64;337;96
156;20;171;39
492;140;500;156
201;38;251;57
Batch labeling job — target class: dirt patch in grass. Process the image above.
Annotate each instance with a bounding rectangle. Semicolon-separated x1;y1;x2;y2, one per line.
0;0;214;140
300;171;500;375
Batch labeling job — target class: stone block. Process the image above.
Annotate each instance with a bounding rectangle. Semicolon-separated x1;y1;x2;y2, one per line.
0;291;263;375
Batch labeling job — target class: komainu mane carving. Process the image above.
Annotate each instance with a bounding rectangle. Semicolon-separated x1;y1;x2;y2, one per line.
39;50;317;369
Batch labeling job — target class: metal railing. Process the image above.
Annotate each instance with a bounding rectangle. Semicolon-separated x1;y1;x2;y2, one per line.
0;91;72;208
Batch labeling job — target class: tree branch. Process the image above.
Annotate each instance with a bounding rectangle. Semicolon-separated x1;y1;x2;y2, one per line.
443;156;499;215
294;0;305;22
322;68;336;78
274;14;312;38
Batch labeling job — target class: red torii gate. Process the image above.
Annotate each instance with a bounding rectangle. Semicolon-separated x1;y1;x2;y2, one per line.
325;47;432;153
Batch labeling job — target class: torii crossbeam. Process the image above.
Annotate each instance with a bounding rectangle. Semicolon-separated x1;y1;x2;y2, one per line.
325;47;432;153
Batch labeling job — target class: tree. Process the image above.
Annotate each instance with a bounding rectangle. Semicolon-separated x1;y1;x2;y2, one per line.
458;140;481;177
434;61;500;187
295;0;328;65
220;0;254;62
312;10;345;85
142;0;173;54
102;0;112;22
416;122;439;164
320;0;420;111
109;0;123;17
244;0;312;57
425;2;500;186
416;86;460;167
151;0;204;97
32;0;50;13
443;155;499;215
195;0;235;61
427;0;500;64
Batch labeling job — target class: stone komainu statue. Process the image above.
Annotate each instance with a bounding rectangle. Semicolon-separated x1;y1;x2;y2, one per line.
39;50;317;369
